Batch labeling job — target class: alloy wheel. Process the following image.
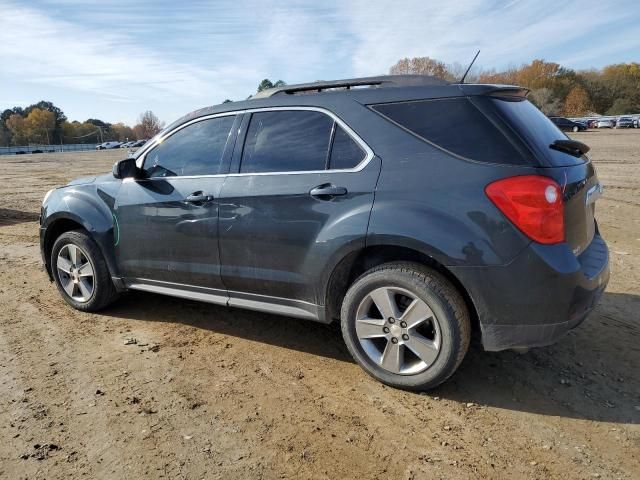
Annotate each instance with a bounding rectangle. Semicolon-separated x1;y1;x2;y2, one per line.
56;244;95;303
355;286;441;375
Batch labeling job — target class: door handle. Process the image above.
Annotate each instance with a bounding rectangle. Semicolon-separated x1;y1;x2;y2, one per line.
185;192;214;204
310;184;348;198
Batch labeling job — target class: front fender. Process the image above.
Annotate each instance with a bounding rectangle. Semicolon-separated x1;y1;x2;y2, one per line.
41;184;119;278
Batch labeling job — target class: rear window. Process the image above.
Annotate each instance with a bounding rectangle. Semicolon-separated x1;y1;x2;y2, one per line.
371;97;532;165
484;96;585;167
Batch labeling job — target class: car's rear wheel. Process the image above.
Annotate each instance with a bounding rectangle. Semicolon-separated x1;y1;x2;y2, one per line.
572;126;579;132
340;262;470;390
52;230;118;311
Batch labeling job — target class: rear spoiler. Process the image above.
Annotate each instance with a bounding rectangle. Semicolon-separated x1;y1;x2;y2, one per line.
457;84;529;98
488;87;530;98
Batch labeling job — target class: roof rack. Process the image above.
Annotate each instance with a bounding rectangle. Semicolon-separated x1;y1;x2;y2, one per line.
251;75;449;99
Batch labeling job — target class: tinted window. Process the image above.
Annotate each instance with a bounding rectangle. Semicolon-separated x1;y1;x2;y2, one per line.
372;97;530;165
330;126;366;169
143;116;235;178
488;97;584;166
241;111;333;173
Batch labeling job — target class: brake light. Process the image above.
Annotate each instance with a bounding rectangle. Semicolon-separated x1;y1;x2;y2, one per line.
485;175;564;244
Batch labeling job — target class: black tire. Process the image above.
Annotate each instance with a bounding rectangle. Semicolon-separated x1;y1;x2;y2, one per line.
340;262;470;391
51;230;119;311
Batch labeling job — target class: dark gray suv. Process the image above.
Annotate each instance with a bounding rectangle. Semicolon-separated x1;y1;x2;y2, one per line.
40;75;609;390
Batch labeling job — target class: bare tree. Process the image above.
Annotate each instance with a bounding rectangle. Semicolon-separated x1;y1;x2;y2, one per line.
134;111;165;139
445;62;480;83
528;88;562;115
389;57;448;80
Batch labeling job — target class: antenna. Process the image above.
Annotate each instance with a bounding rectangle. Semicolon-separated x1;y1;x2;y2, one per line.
459;50;480;84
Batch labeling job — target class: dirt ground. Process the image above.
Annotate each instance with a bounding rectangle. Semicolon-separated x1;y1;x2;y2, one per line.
0;130;638;480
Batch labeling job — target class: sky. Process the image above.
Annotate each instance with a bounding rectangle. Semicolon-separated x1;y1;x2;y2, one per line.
1;0;639;126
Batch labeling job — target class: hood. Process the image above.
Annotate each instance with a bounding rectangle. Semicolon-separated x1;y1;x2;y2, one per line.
66;172;116;187
67;175;96;186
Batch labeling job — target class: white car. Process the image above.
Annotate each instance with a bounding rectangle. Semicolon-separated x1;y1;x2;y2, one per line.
96;141;122;150
596;119;614;129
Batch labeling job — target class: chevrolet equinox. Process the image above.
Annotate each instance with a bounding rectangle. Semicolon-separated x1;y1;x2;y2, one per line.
40;75;610;390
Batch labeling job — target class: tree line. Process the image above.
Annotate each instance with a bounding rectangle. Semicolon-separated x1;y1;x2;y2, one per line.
390;57;640;116
0;79;282;147
0;103;165;147
5;62;633;147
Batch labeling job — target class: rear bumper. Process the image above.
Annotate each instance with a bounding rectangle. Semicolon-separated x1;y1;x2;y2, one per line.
450;232;609;351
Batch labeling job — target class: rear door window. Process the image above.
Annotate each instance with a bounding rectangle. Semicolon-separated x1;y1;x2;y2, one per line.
241;110;333;173
371;97;532;165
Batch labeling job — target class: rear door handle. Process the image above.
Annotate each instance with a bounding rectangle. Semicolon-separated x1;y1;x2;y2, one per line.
310;184;348;198
185;192;214;204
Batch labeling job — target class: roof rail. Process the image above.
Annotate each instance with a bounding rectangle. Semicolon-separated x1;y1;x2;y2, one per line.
251;75;449;99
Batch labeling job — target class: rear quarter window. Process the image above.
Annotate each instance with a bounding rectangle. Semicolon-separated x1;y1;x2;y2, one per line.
371;97;532;165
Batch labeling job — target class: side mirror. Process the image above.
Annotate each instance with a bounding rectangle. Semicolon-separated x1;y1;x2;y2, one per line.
112;158;138;179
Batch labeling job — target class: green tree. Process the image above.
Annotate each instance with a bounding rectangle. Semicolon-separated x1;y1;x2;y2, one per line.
606;98;634;115
25;108;56;144
62;121;102;144
257;79;286;92
601;63;640;112
576;70;613;114
111;122;135;141
0;126;10;146
6;114;28;145
24;101;66;143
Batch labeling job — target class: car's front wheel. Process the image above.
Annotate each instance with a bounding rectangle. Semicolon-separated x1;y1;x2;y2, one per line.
572;126;579;132
52;230;119;311
341;262;470;390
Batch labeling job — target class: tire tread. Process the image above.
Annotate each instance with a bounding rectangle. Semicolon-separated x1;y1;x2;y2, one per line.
341;261;471;390
52;230;119;312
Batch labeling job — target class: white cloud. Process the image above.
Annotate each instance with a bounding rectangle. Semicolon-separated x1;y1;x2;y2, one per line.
344;0;635;75
1;0;638;124
0;1;259;105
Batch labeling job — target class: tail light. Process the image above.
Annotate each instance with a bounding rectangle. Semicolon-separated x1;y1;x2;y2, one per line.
485;175;564;244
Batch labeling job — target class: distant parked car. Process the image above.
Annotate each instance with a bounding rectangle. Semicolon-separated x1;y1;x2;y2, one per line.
615;117;634;128
119;141;134;148
587;119;599;129
130;140;147;148
596;119;614;129
96;141;122;150
549;117;587;132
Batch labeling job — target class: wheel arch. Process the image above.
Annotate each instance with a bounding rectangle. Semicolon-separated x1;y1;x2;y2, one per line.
42;212;117;281
324;243;480;334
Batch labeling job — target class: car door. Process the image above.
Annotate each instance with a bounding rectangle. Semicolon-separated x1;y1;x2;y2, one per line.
114;113;240;293
217;108;380;317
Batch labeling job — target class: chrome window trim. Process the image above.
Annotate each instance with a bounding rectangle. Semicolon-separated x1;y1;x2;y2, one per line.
135;111;239;170
135;106;374;177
